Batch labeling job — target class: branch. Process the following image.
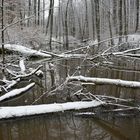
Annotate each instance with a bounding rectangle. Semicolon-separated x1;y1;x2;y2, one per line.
12;65;43;80
0;83;35;102
68;75;140;88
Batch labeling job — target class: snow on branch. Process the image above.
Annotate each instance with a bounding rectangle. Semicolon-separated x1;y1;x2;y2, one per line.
0;44;52;58
0;100;102;119
0;83;35;102
68;76;140;88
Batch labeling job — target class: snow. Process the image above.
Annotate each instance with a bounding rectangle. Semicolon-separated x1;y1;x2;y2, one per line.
59;54;86;58
75;112;96;116
0;44;51;58
0;83;35;102
0;100;101;119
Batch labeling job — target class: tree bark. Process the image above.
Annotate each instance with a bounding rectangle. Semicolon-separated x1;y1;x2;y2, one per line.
64;0;70;50
68;76;140;88
91;0;95;39
37;0;40;25
118;0;123;43
49;0;54;50
28;0;31;27
95;0;100;43
135;0;139;32
1;0;5;76
34;0;37;25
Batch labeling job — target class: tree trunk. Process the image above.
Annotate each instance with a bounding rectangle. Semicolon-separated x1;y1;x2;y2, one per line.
28;0;31;27
46;0;52;35
135;0;139;32
34;0;37;25
83;0;89;39
37;0;40;25
91;0;95;39
1;0;5;77
49;0;54;50
42;0;45;32
118;0;123;43
95;0;100;43
113;0;118;34
64;0;70;50
68;76;140;88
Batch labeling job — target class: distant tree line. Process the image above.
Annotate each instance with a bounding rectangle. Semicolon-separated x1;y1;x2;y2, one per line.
0;0;140;50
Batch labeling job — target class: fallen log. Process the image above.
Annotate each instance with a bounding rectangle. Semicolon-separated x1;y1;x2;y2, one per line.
68;75;140;88
0;44;52;58
0;83;35;102
0;100;102;119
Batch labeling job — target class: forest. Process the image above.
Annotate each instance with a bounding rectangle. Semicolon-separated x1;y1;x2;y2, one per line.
0;0;140;140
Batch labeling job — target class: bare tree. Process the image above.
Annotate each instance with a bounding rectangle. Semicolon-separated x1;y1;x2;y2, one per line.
37;0;40;25
90;0;95;39
1;0;5;76
135;0;139;32
27;0;31;27
34;0;37;25
95;0;100;42
83;0;89;39
49;0;54;50
64;0;70;50
118;0;123;43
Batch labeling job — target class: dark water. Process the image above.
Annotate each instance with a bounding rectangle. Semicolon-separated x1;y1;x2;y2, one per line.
0;55;140;140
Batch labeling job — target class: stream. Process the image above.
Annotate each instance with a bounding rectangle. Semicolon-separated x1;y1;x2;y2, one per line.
0;55;140;140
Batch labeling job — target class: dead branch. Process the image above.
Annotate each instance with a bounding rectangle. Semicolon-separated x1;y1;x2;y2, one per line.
12;65;43;80
68;75;140;88
0;83;35;102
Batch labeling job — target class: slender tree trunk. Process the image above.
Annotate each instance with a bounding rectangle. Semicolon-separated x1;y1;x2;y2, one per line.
119;0;123;43
37;0;40;25
42;0;45;32
124;0;128;41
108;0;113;45
135;0;139;32
83;0;89;39
1;0;5;77
28;0;31;27
65;0;70;50
91;0;95;39
34;0;37;25
49;0;54;50
69;0;75;37
108;12;113;45
58;0;61;42
113;0;118;34
95;0;100;42
46;0;52;35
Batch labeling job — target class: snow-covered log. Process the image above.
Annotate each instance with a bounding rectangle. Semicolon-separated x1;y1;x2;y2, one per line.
0;83;35;102
0;44;51;58
0;100;102;119
68;76;140;88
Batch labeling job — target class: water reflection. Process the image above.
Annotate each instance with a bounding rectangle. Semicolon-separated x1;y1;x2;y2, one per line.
0;113;139;140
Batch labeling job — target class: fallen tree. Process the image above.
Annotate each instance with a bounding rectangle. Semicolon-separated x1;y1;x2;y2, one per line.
0;44;52;58
0;100;102;119
68;75;140;88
